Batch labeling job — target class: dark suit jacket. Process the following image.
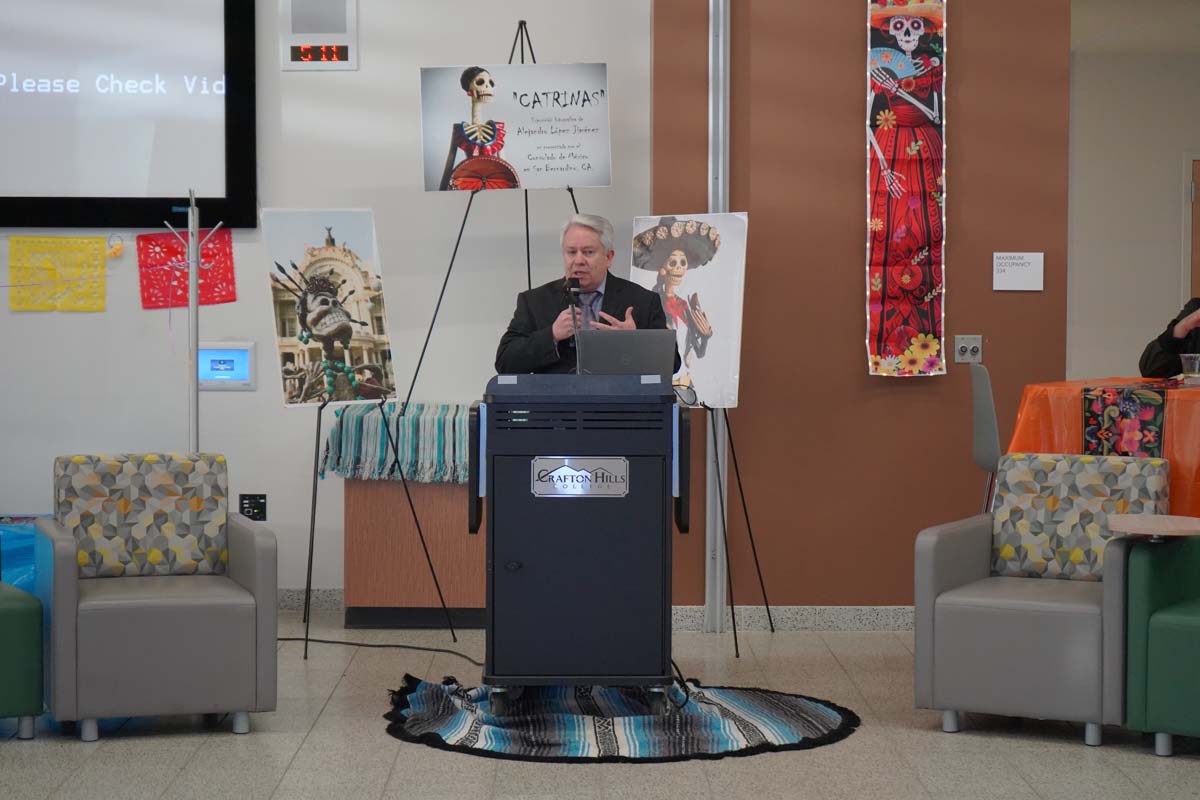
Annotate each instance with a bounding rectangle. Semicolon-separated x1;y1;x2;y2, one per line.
495;273;675;374
1140;297;1200;378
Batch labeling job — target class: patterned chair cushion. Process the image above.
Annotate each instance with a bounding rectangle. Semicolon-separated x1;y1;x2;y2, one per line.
54;453;228;578
991;453;1169;581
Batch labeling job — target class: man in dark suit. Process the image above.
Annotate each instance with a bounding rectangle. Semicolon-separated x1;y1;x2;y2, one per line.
496;213;677;374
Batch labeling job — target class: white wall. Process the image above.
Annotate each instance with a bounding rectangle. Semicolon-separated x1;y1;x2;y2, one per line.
0;0;652;590
1067;2;1200;378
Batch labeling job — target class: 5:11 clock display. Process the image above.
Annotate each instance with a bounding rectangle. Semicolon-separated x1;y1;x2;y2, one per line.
289;45;349;63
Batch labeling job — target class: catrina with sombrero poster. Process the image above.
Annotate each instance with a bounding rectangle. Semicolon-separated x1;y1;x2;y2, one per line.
866;0;946;377
632;214;748;407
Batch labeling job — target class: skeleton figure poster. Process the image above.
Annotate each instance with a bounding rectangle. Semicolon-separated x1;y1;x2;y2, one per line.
866;0;946;377
629;213;748;409
260;210;396;407
420;63;611;191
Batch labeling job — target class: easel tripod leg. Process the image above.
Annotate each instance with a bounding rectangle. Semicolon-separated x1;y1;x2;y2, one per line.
302;398;329;659
723;408;774;633
708;407;739;658
371;192;479;644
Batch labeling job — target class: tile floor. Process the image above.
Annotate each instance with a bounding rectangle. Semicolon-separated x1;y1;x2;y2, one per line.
1;611;1196;800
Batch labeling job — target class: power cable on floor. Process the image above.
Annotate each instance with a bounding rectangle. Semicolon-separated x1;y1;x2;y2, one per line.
670;658;693;710
277;637;484;667
281;638;697;701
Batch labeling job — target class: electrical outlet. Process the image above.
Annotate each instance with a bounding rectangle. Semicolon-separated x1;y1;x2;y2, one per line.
239;493;267;522
954;335;983;364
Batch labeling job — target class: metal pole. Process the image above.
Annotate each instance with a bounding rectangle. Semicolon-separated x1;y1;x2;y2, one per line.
703;0;731;633
187;190;200;453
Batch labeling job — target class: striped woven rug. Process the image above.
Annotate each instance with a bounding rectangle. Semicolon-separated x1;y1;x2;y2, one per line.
385;675;859;763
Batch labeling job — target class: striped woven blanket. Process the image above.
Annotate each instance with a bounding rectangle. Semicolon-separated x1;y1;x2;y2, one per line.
385;675;860;763
321;402;471;484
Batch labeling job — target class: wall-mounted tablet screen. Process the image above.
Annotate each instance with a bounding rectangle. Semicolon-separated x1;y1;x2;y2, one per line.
199;340;256;391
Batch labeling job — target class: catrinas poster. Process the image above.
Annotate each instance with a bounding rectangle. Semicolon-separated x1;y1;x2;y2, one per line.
420;62;611;192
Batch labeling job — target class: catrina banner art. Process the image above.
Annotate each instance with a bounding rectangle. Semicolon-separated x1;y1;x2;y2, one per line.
866;0;946;377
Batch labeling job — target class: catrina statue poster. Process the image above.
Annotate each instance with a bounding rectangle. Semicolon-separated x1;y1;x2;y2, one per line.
419;62;611;192
866;0;946;377
261;209;396;407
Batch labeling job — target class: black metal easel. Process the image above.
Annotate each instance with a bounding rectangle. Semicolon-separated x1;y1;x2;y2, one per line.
308;21;581;655
297;192;481;656
511;19;539;289
301;397;329;659
701;403;775;659
724;408;774;634
370;187;485;645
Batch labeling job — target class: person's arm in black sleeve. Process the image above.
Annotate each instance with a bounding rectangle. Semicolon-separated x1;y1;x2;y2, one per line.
644;292;682;374
1139;298;1200;378
495;292;561;374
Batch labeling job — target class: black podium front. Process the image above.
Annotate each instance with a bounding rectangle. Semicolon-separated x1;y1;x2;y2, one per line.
469;374;689;697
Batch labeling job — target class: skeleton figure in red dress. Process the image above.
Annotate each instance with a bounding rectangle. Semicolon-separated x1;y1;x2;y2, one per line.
438;66;520;191
866;0;946;376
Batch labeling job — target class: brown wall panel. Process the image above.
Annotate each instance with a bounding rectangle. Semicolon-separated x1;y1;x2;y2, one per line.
653;0;1071;605
344;480;485;608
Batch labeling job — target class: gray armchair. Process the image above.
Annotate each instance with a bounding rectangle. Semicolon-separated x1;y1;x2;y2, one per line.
34;453;276;741
914;453;1169;745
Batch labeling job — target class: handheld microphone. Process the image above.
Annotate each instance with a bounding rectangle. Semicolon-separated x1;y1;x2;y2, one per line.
565;277;581;304
566;277;583;375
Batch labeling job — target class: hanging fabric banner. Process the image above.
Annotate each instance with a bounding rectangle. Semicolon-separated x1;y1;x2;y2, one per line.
866;0;946;377
8;236;106;312
135;228;237;309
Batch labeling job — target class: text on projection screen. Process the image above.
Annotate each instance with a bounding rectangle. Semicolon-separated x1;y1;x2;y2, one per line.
0;0;227;198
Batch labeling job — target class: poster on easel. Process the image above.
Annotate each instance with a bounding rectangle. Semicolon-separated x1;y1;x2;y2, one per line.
260;209;396;407
419;62;611;191
628;213;748;409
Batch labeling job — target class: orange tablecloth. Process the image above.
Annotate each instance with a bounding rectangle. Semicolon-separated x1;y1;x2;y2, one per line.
1009;378;1200;516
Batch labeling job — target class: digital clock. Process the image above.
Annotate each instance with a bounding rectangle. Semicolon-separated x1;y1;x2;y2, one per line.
279;0;358;72
289;45;349;63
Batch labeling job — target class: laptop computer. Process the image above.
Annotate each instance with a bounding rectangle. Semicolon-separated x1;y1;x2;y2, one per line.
574;329;677;378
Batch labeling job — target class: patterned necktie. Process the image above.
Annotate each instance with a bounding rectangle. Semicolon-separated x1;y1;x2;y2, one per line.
580;291;603;329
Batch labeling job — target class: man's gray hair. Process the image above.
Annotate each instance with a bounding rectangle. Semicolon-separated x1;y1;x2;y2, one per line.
561;213;615;253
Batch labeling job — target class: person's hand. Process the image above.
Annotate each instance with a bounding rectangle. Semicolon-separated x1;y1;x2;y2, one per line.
593;307;637;330
551;306;582;341
1173;308;1200;339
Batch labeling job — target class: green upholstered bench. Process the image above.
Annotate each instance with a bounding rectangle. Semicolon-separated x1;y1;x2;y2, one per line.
0;582;43;739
